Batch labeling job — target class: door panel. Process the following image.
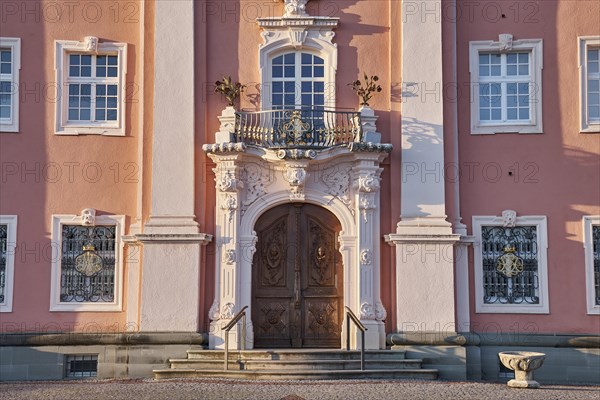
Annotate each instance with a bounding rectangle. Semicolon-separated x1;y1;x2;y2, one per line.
252;204;342;348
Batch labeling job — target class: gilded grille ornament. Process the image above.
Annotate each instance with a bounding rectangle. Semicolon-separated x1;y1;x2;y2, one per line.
496;246;524;277
74;245;104;277
283;110;311;145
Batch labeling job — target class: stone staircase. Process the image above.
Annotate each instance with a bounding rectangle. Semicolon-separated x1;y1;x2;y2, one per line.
153;349;438;380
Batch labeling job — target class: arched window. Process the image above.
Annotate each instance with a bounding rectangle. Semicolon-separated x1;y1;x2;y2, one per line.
270;52;326;110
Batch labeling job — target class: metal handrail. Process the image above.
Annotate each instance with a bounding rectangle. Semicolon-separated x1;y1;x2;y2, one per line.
234;107;363;149
344;306;367;371
221;305;248;371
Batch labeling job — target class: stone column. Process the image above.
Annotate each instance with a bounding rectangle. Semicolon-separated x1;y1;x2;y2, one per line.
135;0;212;332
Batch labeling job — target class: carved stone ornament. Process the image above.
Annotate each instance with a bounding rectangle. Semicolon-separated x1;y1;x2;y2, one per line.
359;249;372;265
284;165;307;201
209;299;220;321
359;196;375;223
242;164;273;215
224;249;236;265
321;164;352;211
278;0;310;18
498;33;514;51
375;300;387;321
502;210;517;227
221;194;238;222
217;171;242;192
84;36;99;53
289;29;308;49
356;173;380;193
80;208;96;226
359;302;375;320
221;302;235;319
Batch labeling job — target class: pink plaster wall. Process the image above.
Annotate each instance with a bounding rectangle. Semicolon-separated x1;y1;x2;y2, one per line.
0;0;141;333
452;0;600;334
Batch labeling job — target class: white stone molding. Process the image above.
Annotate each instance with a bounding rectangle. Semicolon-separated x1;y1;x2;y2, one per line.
258;11;339;110
472;214;549;314
224;249;236;265
50;214;125;312
221;302;236;319
209;299;220;321
579;36;600;133
204;143;391;350
215;106;237;143
54;38;128;136
583;216;599;314
360;249;372;265
0;37;21;133
279;0;310;17
360;302;375;320
374;300;387;321
0;216;17;312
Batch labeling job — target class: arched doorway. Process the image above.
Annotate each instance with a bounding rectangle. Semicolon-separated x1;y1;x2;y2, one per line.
252;203;343;348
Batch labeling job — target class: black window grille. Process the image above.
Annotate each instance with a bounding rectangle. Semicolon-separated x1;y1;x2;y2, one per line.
593;225;600;306
65;354;98;378
0;224;6;304
60;225;116;303
481;225;539;304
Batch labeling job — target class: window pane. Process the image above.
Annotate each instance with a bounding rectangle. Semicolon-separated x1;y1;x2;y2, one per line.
97;55;107;66
491;54;501;64
80;109;91;120
0;105;9;118
70;54;79;65
81;55;92;65
107;110;117;120
284;82;295;92
589;105;600;119
589;61;599;74
68;109;78;120
301;82;311;92
273;55;283;65
507;53;517;64
272;81;283;93
97;67;106;77
314;82;324;92
480;109;490;121
69;84;79;95
0;81;11;93
479;66;489;77
314;94;324;106
81;66;91;77
589;79;600;92
284;94;295;105
519;108;529;120
81;84;91;95
479;54;489;65
301;53;312;64
314;66;324;78
588;49;599;61
108;56;118;65
491;109;501;120
107;85;117;96
272;66;283;78
272;94;283;106
0;50;11;62
589;93;600;106
284;53;295;64
301;66;312;78
490;66;501;76
107;67;118;77
69;66;79;77
301;94;311;105
314;56;324;65
0;94;11;106
507;108;517;120
284;66;295;77
507;65;517;76
507;95;517;107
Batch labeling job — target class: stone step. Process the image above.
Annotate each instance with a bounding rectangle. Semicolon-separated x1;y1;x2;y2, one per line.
185;349;406;361
168;358;422;371
153;368;439;381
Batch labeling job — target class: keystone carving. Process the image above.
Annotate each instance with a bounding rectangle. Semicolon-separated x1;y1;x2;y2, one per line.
80;208;96;226
284;165;308;201
502;210;517;228
498;34;514;51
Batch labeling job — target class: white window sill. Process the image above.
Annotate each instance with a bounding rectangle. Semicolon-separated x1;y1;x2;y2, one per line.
580;125;600;133
50;303;122;312
476;305;550;314
55;126;125;136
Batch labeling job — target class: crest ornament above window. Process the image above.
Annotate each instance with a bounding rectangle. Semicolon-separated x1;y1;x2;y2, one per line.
502;210;517;227
279;0;310;18
498;34;514;52
496;246;524;277
80;208;96;226
84;36;99;53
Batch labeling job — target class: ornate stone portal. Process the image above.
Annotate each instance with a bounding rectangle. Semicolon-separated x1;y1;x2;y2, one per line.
203;107;391;350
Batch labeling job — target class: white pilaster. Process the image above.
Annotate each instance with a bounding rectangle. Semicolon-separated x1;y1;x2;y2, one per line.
399;0;449;231
146;0;197;233
134;0;212;332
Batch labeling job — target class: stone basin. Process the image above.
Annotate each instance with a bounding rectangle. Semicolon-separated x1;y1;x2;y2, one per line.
498;351;546;389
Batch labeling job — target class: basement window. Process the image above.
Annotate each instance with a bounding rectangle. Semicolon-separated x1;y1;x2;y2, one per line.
65;354;98;378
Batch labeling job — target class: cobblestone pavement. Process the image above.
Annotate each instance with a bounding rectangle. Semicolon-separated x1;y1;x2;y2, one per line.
1;379;599;400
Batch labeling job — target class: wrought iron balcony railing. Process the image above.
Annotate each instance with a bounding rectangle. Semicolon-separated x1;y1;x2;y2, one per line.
234;108;362;149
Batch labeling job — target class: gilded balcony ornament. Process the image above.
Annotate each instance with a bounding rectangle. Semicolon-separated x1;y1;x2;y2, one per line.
283;110;311;145
496;246;524;277
75;245;104;277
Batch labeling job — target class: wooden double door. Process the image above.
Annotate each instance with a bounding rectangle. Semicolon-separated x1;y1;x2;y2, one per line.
252;204;343;348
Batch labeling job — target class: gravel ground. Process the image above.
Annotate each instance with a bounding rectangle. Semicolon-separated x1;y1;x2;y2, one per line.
1;379;599;400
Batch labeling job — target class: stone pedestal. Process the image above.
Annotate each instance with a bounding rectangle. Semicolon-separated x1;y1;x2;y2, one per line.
499;351;546;389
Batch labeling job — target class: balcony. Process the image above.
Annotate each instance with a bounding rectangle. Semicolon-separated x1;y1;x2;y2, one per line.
234;108;363;149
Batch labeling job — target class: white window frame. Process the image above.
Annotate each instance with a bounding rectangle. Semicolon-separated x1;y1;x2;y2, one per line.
473;215;549;314
579;37;600;133
0;215;17;312
583;216;600;314
50;214;125;311
55;39;127;136
469;36;543;135
0;38;21;133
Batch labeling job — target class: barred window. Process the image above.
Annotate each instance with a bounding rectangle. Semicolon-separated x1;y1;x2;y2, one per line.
593;225;600;306
481;225;539;305
0;224;7;304
60;225;116;303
